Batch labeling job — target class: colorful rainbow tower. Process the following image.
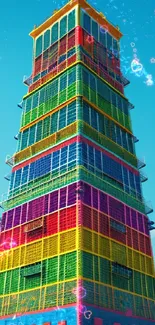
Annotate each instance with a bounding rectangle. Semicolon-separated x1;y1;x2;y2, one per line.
0;0;154;324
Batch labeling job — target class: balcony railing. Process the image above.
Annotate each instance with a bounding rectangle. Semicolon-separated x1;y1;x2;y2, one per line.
17;102;23;109
128;102;135;110
133;136;139;143
148;220;155;231
121;75;130;87
140;170;148;183
145;201;153;215
4;174;11;181
5;155;14;167
23;75;32;86
137;157;146;170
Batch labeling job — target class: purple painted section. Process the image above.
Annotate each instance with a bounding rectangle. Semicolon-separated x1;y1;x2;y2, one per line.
137;213;144;233
1;182;150;240
109;197;125;223
126;206;131;227
131;210;137;229
60;187;67;208
99;192;108;214
92;188;98;209
68;183;76;206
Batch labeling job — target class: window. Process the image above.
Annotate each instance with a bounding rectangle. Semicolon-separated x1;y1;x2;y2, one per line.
29;125;36;146
112;262;132;278
36;120;43;143
32;92;39;108
111;92;117;107
51;23;58;44
26;97;32;112
60;147;68;166
92;20;98;41
42;116;50;138
68;69;76;86
21;129;29;150
67;47;76;58
83;12;91;33
68;143;76;162
95;149;102;170
59;107;67;129
110;220;126;233
58;54;66;64
67;102;76;124
60;74;67;92
83;69;89;84
44;29;50;50
100;27;106;47
68;9;75;31
122;131;128;150
83;102;90;124
52;151;60;170
90;74;96;91
60;16;67;38
51;111;58;133
91;108;97;130
123;100;129;115
107;33;112;51
21;166;29;185
14;169;22;188
36;35;43;57
113;39;119;58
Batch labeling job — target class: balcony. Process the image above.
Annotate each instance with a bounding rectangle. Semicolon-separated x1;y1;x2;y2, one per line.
137;157;146;170
148;220;155;231
145;201;153;215
128;102;135;110
5;155;14;167
121;75;130;87
4;174;11;181
140;170;148;183
133;136;139;143
23;75;32;86
17;102;23;109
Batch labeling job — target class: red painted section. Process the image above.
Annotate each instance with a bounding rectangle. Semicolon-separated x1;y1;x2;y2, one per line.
94;318;103;325
0;203;150;256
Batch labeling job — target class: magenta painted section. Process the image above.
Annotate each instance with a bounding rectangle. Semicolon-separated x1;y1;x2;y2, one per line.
1;182;149;237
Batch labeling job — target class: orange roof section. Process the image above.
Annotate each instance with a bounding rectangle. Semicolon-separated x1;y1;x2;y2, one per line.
29;0;122;40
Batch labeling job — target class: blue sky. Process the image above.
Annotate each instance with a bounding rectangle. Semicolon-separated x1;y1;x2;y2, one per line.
0;0;155;255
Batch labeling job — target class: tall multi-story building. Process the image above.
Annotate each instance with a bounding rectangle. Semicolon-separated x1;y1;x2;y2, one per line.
0;0;154;324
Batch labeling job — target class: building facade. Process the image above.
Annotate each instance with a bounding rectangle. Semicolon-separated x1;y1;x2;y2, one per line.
0;0;154;325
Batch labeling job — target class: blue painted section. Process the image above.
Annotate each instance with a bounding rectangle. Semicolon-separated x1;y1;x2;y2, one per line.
82;306;154;325
0;306;77;325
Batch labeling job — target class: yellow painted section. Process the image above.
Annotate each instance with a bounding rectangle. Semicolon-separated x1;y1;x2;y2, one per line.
14;121;136;167
29;0;122;40
0;227;154;276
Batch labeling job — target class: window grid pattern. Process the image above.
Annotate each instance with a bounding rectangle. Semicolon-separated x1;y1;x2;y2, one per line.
35;9;76;57
0;250;154;302
32;26;123;94
19;99;133;156
22;65;130;132
0;281;154;320
33;29;76;79
11;142;141;199
19;101;77;152
81;9;119;57
0;202;151;259
2;182;149;235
